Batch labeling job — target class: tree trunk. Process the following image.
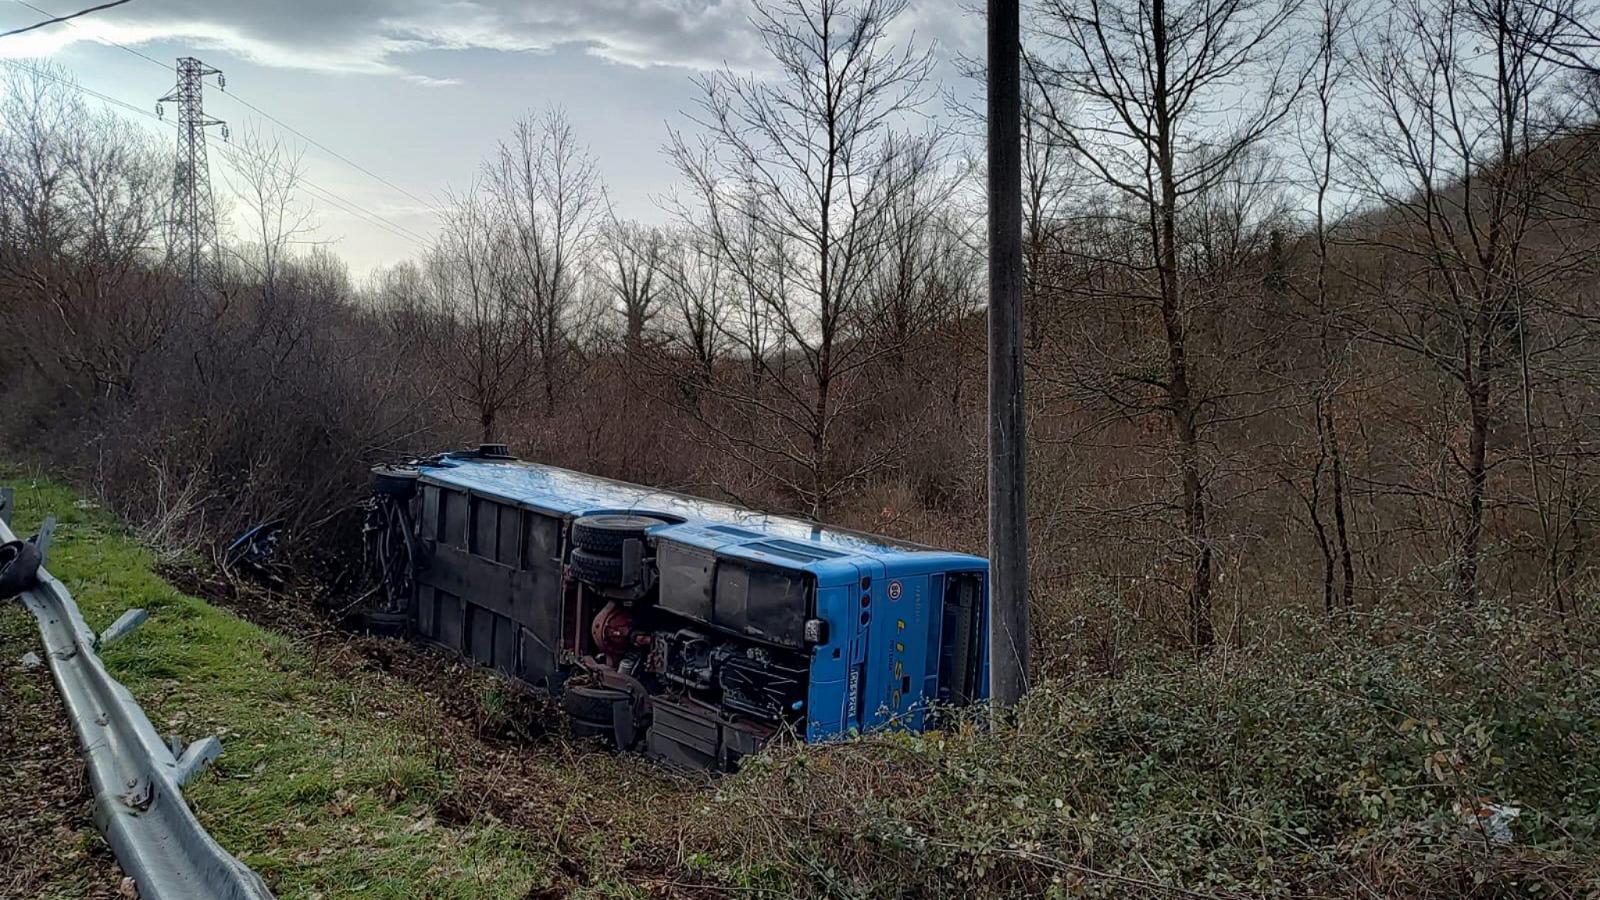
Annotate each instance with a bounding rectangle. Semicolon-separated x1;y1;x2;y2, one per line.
812;357;831;519
626;306;644;351
542;320;557;418
1326;405;1356;610
1310;398;1335;616
1154;0;1213;652
1457;371;1490;605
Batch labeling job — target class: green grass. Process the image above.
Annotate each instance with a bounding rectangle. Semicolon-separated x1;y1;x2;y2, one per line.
17;467;1596;898
3;472;549;899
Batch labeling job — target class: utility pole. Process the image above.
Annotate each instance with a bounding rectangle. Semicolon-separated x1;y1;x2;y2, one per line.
988;0;1030;706
159;57;227;298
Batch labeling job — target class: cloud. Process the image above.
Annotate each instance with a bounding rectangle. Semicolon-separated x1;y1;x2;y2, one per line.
5;0;766;78
401;73;463;88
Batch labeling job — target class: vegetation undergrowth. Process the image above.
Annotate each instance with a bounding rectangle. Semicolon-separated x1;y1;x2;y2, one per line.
10;466;1600;898
708;601;1600;897
3;470;547;898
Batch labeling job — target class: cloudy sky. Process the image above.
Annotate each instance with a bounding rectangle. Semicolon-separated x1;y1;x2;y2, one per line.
0;0;981;276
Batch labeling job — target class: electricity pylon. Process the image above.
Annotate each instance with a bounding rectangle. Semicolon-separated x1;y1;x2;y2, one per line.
159;57;227;298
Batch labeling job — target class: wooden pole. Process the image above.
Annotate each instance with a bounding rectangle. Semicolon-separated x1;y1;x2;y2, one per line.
987;0;1030;706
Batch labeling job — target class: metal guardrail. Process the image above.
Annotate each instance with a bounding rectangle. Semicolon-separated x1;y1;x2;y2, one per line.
1;506;275;899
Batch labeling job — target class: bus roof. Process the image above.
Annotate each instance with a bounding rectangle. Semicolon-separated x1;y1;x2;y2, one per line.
413;453;986;570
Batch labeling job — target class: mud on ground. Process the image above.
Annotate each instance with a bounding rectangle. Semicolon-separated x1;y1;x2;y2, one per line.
0;603;126;900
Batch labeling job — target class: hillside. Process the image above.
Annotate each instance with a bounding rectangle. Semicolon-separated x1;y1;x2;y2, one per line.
6;472;1600;897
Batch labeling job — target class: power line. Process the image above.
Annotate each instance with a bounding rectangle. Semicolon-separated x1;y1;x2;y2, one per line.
211;142;434;248
219;92;442;216
0;57;434;250
12;0;167;67
0;0;129;39
0;55;148;116
9;0;442;217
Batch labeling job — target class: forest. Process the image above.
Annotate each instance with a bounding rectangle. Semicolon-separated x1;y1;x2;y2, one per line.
3;0;1600;894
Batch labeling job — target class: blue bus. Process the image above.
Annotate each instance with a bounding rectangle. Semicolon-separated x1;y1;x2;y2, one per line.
366;445;989;771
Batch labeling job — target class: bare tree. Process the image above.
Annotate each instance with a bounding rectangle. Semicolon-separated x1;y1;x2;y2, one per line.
858;133;965;357
1029;0;1304;650
1287;0;1360;616
661;224;728;376
669;0;937;516
0;62;172;397
1020;84;1079;351
716;170;783;387
486;107;602;417
368;259;427;316
598;216;667;350
224;124;315;303
1515;0;1600;74
1347;0;1593;605
424;186;534;441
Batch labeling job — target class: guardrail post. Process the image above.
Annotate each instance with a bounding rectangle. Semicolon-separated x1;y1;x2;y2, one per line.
33;515;55;565
174;736;223;786
99;608;149;647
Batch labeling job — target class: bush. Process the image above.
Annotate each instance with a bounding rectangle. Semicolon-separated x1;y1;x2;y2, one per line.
698;599;1600;897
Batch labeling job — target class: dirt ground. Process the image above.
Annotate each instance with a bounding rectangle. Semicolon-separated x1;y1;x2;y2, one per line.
161;561;730;898
0;603;126;900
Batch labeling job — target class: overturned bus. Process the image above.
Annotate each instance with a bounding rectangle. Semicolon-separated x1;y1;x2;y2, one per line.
364;445;989;772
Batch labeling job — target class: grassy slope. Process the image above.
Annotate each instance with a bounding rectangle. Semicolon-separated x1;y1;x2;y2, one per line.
13;466;1599;899
4;472;547;899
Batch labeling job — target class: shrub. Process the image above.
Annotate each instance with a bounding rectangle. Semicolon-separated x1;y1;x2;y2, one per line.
699;599;1600;897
